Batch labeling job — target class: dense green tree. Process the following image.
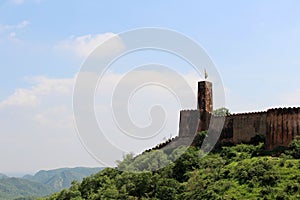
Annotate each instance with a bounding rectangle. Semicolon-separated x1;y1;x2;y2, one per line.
173;146;201;182
286;136;300;159
213;107;230;116
42;137;300;200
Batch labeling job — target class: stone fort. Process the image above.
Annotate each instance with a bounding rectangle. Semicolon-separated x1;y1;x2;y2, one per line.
175;81;300;150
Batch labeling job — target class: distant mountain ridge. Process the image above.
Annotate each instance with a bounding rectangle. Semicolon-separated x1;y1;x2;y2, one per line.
23;167;103;191
0;173;8;179
0;167;104;200
0;177;53;200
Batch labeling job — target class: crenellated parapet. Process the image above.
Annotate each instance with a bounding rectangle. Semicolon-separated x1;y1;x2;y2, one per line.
180;109;198;113
228;111;267;116
267;107;300;115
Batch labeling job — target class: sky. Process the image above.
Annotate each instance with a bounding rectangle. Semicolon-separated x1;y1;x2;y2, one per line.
0;0;300;176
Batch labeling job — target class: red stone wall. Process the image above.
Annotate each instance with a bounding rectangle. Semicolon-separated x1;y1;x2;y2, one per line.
198;81;213;113
176;81;300;150
231;112;267;143
178;108;300;149
217;112;267;144
178;110;199;138
266;108;300;149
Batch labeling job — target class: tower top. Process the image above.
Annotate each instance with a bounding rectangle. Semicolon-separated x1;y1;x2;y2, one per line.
197;81;213;113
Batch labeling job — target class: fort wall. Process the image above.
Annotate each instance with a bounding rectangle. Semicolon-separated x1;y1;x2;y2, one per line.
175;81;300;150
218;112;267;144
266;107;300;149
178;108;300;150
178;110;199;138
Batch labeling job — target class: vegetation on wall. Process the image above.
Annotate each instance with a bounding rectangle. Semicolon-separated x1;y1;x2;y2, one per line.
213;107;230;116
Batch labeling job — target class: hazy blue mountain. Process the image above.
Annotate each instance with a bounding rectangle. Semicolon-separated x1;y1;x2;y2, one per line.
23;167;103;191
0;177;53;200
0;173;8;179
0;167;103;199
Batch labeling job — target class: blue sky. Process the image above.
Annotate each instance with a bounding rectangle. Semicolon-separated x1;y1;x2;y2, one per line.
1;0;300;109
0;0;300;175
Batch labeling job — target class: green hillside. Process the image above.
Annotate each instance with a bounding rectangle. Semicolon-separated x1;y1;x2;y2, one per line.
0;177;53;200
0;167;103;200
41;134;300;200
23;167;103;191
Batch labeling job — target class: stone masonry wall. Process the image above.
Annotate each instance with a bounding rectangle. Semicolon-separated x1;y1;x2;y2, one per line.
198;81;213;112
178;110;199;138
266;107;300;149
231;112;267;143
214;112;267;144
176;108;300;150
175;81;300;150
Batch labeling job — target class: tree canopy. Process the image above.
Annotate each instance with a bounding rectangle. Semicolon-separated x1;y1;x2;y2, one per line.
40;135;300;200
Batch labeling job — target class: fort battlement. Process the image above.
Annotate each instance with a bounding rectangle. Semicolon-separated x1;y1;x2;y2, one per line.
177;81;300;150
229;111;268;116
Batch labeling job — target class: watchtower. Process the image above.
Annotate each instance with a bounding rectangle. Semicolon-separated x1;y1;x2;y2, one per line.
198;81;213;131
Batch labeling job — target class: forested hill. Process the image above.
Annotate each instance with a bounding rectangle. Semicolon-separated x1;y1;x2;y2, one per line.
0;167;103;200
42;133;300;200
23;167;103;191
0;177;53;200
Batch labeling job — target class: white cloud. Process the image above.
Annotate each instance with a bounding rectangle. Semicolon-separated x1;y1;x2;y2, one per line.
0;88;40;108
55;33;124;58
76;69;202;166
0;20;29;42
0;76;73;109
0;75;94;173
16;20;30;29
0;70;202;172
9;31;22;43
9;32;16;38
0;20;30;33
